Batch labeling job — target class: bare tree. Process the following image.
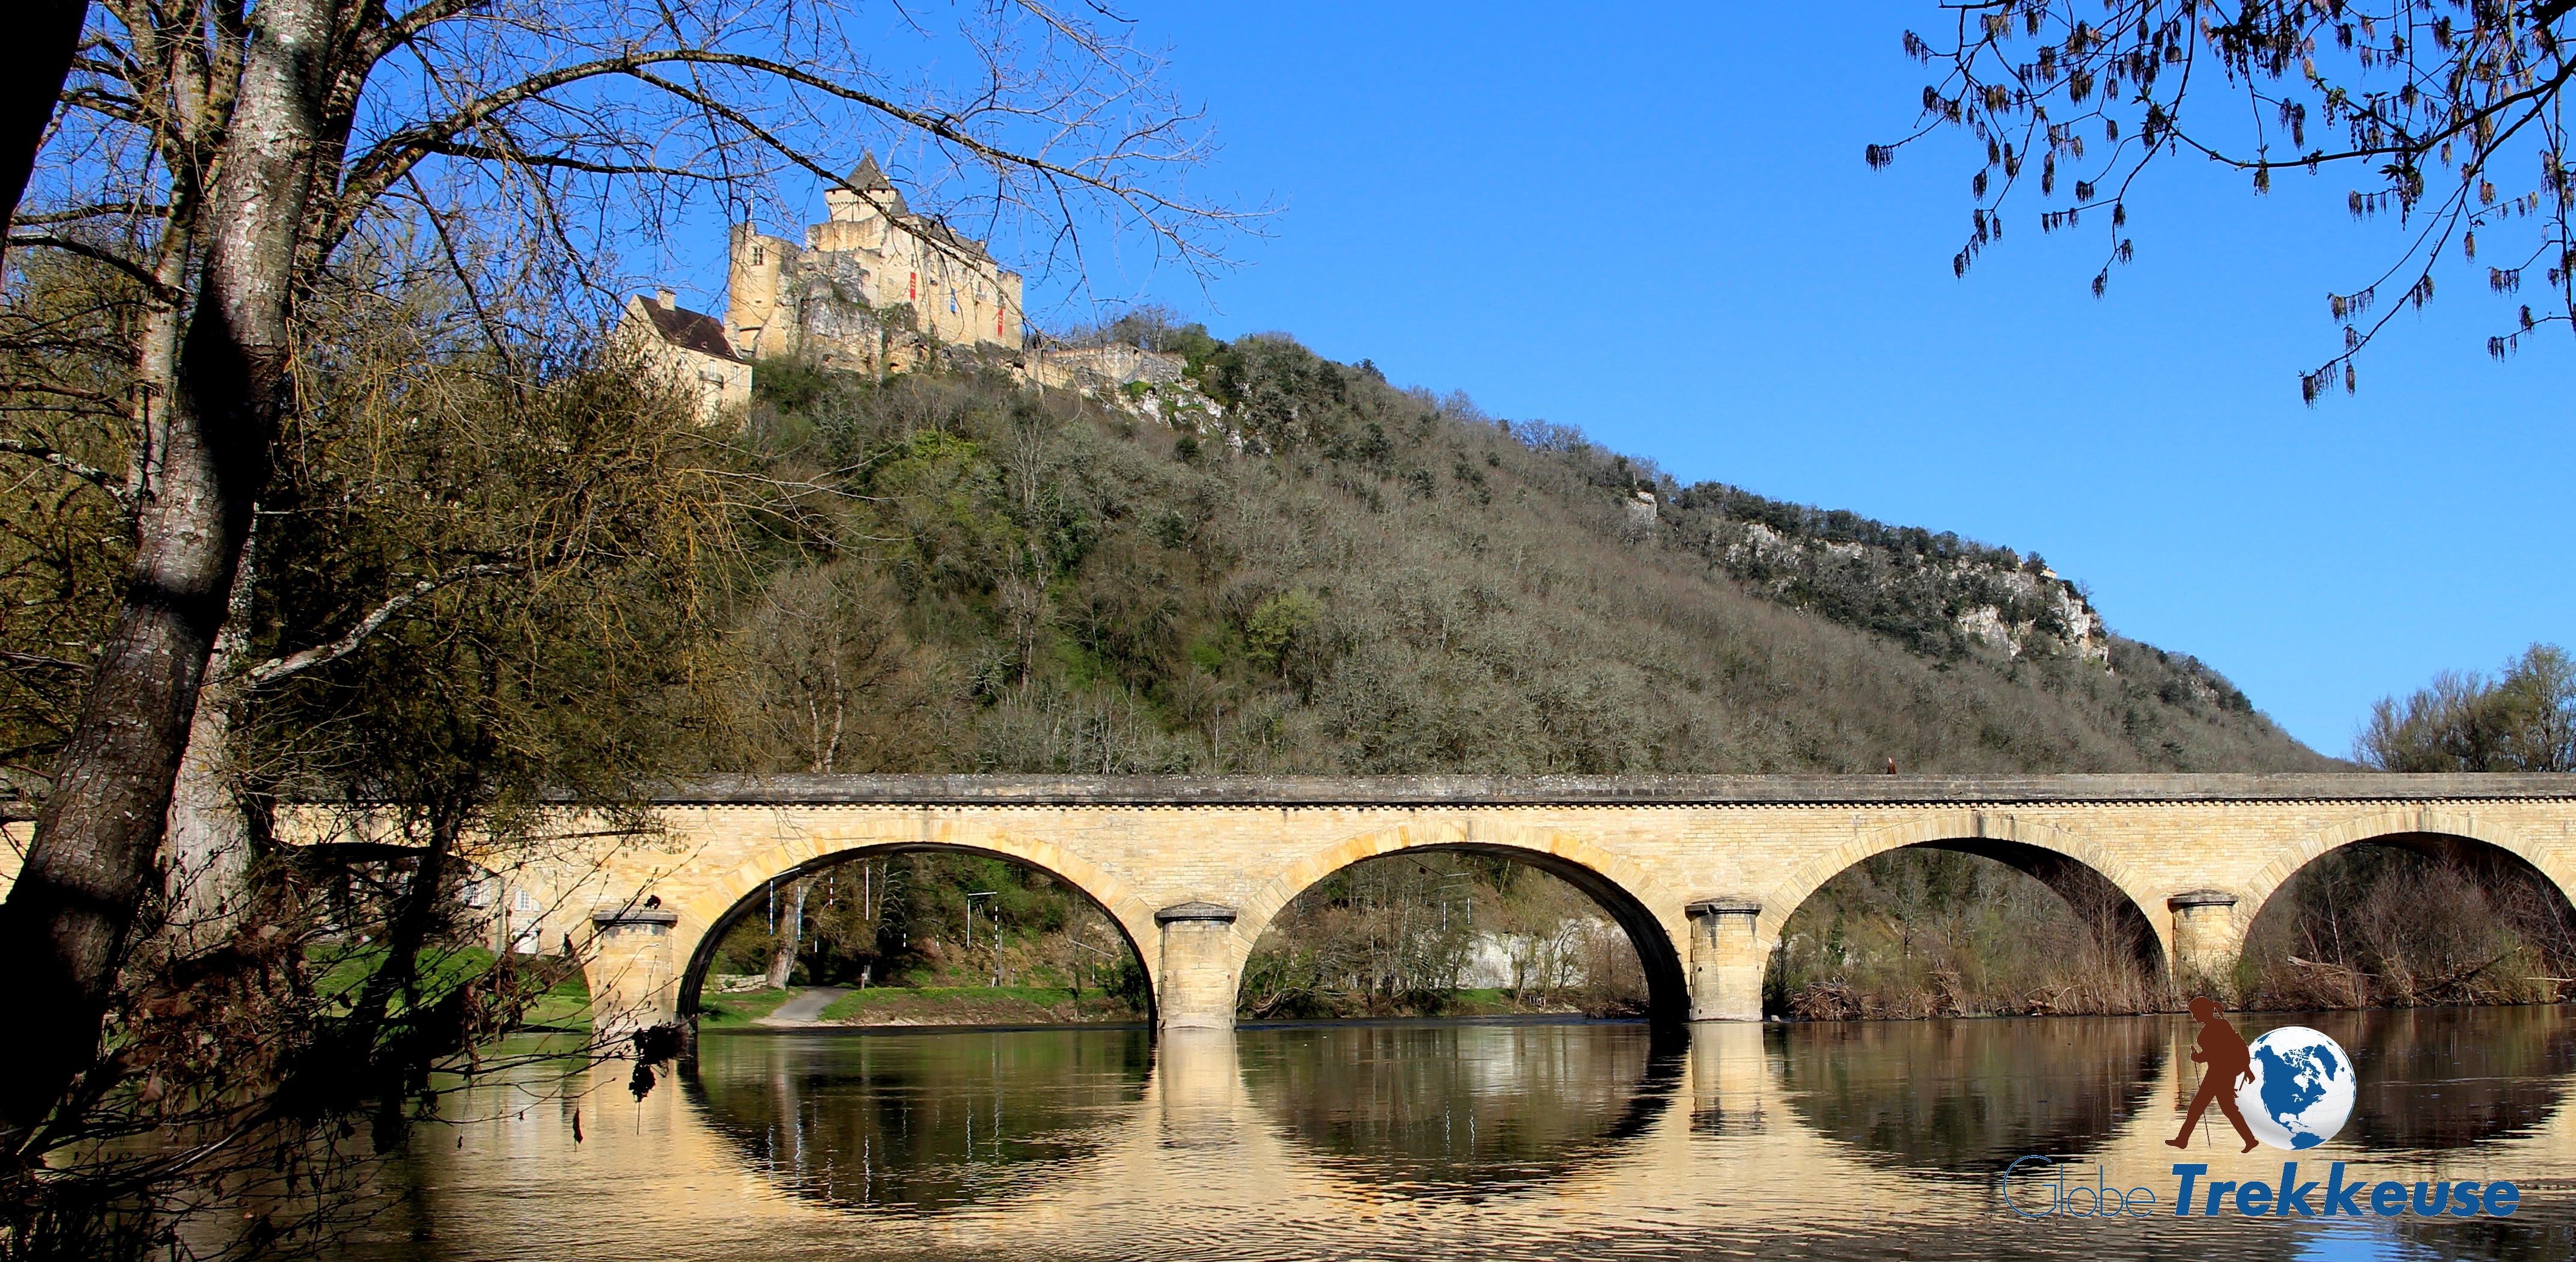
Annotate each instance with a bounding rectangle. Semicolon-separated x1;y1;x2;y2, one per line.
740;564;921;773
1874;1;2574;397
2356;642;2576;770
0;0;1232;1168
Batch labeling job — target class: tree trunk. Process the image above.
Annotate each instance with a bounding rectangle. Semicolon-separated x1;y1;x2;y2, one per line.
0;0;328;1156
159;546;259;957
0;0;87;266
767;879;809;990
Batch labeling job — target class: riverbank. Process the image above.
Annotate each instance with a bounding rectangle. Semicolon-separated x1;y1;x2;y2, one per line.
705;984;1148;1028
714;984;1624;1027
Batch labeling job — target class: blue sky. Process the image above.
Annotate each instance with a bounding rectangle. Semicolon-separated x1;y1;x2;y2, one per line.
678;1;2573;757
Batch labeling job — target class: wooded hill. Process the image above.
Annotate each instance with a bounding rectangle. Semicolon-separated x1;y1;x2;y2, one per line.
721;323;2331;776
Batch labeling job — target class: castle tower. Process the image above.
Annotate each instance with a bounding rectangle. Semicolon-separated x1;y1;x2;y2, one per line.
725;221;800;362
823;152;909;225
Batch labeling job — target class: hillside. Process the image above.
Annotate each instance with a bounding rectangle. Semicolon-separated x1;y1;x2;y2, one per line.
717;325;2331;776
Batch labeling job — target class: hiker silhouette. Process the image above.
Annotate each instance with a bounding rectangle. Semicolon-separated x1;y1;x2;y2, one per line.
2166;996;2259;1153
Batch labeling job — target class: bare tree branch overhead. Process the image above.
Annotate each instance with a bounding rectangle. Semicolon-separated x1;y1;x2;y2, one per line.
1874;0;2573;398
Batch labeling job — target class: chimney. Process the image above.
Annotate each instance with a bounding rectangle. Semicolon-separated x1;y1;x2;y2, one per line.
654;286;676;308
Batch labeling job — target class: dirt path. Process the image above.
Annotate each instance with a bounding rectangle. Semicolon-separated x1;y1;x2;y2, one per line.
756;987;849;1026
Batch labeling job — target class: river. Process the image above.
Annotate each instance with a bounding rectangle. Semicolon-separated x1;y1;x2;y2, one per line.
332;1007;2576;1261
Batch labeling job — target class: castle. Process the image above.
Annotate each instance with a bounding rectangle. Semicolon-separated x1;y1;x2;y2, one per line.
619;153;1190;417
725;153;1024;370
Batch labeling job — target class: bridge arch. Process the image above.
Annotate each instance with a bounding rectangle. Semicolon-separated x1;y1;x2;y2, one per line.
1231;819;1693;1022
1749;811;2172;1018
1757;811;2169;957
2241;808;2576;929
2226;809;2576;992
659;814;1165;1024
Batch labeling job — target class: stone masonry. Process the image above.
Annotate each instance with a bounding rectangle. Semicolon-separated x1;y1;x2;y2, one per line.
461;772;2576;1035
725;153;1025;370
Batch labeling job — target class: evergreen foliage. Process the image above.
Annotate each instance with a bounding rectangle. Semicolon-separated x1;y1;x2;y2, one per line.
714;331;2327;777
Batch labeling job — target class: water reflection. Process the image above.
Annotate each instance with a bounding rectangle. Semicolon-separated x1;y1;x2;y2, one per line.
686;1028;1149;1210
1777;1014;2166;1172
1234;1020;1679;1196
336;1007;2576;1262
2387;1204;2576;1262
2262;1008;2576;1151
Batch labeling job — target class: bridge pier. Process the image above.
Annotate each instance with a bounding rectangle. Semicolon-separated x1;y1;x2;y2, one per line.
1685;897;1764;1021
585;907;681;1035
1155;901;1244;1031
2166;889;2243;998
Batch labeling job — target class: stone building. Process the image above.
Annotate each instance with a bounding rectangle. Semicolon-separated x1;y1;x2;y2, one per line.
612;288;752;422
632;154;1192;413
725;153;1025;371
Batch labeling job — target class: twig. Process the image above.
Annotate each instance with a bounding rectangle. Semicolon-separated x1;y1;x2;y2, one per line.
0;438;132;509
245;563;520;686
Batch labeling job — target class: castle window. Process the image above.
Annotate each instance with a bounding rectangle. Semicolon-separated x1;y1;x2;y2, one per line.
751;245;764;265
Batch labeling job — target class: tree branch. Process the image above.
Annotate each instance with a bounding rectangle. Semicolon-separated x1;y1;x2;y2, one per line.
0;438;132;508
2;233;182;300
325;44;1234;270
245;562;519;686
411;139;716;179
10;201;171;225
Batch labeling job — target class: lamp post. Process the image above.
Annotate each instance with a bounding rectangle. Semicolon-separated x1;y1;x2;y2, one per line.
966;891;999;987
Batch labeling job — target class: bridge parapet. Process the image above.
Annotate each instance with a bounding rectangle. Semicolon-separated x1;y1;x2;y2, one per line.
210;773;2576;1032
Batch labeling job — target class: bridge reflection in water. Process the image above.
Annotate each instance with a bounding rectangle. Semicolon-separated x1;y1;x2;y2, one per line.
356;1009;2576;1261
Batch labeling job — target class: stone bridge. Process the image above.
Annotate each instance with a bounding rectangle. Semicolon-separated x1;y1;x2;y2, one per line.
502;773;2576;1033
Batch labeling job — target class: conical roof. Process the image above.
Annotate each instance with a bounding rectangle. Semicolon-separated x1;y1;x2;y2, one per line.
846;152;894;190
838;151;909;216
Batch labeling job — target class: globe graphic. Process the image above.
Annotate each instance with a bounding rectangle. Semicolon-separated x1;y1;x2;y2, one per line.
2231;1026;2357;1150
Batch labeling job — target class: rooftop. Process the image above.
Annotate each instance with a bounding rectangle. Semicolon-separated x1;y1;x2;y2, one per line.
633;294;740;362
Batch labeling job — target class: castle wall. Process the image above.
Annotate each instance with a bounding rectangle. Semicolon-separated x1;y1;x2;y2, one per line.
1027;343;1187;393
725;186;1023;374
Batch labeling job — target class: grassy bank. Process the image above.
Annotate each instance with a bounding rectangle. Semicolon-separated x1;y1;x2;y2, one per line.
701;987;800;1027
812;985;1145;1026
517;969;593;1031
309;944;593;1032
